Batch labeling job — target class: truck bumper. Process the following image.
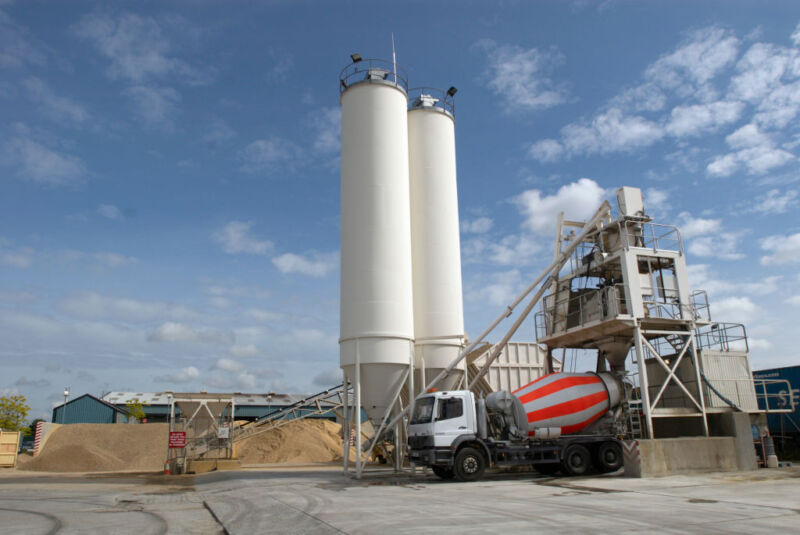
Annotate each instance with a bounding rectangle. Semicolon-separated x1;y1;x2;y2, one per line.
409;448;454;467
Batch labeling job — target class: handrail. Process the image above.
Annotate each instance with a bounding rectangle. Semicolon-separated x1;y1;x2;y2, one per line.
339;58;408;94
407;87;455;117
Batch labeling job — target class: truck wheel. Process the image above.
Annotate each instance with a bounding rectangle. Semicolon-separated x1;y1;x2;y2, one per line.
432;466;455;480
595;441;623;473
562;444;591;476
453;447;486;482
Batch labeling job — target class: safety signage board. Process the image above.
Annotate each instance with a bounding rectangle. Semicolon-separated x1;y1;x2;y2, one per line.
169;431;186;448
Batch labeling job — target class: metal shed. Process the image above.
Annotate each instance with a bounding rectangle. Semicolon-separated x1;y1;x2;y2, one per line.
51;393;128;424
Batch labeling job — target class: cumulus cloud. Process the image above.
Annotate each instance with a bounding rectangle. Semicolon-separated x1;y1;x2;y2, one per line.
313;368;342;387
760;232;800;265
212;221;273;255
147;322;234;346
214;357;243;372
239;137;301;174
22;77;89;125
688;232;744;260
0;8;46;69
0;246;34;268
229;343;259;358
461;217;493;234
711;296;759;324
475;39;568;112
58;292;197;323
645;26;739;94
157;365;200;383
677;212;721;238
97;204;123;220
747;189;798;214
15;376;51;388
123;85;180;129
272;251;338;277
72;12;207;85
312;107;341;154
466;269;524;307
707;123;794;177
665;100;743;137
513;178;606;235
2;133;85;186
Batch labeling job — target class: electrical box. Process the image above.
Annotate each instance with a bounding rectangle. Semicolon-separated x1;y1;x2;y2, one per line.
617;187;644;218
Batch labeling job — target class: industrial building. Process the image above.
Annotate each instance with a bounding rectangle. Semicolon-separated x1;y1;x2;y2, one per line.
51;394;128;425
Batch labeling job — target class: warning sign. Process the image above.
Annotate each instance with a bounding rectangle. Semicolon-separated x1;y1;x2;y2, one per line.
169;431;186;448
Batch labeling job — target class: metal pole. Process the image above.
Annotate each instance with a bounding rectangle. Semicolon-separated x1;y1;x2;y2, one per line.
343;373;350;473
633;325;654;438
355;339;362;479
688;332;710;436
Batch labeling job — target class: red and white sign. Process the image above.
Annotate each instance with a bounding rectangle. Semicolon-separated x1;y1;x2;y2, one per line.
168;431;186;448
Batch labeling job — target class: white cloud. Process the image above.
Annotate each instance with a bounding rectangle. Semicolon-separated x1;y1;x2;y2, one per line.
97;204;123;220
467;269;524;307
688;264;781;297
559;108;664;157
707;123;795;177
527;139;564;162
272;251;338;277
729;42;797;103
157;365;200;383
644;188;670;216
123;85;180;128
475;39;568;112
245;308;285;322
645;26;739;94
513;178;606;235
147;321;234;346
711;296;759;324
72;12;207;85
0;9;46;69
229;344;259;358
312;107;341;154
58;292;198;323
2;134;85;186
677;212;721;238
461;217;494;234
792;22;800;47
22;77;89;125
0;246;34;268
747;189;798;214
215;357;243;372
610;82;667;112
239;137;301;174
665;100;743;137
786;295;800;306
212;221;273;255
313;368;342;387
760;232;800;265
688;232;744;260
202;118;237;148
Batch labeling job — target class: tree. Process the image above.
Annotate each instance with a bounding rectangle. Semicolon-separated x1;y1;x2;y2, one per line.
125;400;146;423
0;395;30;431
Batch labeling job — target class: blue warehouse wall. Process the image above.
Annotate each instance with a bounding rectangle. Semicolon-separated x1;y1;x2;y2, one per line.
52;394;124;424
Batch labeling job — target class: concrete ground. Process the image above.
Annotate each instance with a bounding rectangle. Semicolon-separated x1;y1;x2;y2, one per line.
1;466;798;534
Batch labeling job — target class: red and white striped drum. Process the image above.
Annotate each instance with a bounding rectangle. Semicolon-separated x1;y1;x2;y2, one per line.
513;372;621;436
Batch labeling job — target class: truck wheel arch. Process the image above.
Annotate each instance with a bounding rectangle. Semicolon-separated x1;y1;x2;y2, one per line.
452;434;491;466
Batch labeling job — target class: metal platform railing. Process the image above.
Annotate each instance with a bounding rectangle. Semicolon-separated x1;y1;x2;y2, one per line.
695;323;749;352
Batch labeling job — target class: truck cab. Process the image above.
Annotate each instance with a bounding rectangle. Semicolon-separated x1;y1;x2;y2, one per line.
408;390;489;480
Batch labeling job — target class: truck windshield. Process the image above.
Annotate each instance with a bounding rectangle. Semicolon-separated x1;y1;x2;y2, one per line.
410;397;435;424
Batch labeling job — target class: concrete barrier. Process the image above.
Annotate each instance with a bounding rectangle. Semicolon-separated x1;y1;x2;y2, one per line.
624;437;743;477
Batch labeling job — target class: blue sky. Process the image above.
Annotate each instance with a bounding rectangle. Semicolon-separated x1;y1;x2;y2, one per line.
2;1;799;419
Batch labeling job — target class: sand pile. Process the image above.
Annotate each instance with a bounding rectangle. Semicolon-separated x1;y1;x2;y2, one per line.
236;419;360;464
19;423;168;473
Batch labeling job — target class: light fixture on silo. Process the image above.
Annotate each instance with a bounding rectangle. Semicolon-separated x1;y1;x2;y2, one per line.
350;53;362;63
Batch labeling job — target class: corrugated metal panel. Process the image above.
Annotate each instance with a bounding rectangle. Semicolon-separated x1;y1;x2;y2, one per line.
52;395;118;424
483;342;554;393
700;350;758;411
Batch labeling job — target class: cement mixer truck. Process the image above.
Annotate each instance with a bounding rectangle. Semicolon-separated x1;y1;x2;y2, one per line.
407;372;628;481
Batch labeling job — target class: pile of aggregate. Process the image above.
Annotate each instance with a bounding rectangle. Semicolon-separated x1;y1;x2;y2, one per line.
236;419;361;464
18;423;168;473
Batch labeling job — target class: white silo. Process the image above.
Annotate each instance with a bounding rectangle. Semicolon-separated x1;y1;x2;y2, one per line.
408;88;466;392
339;58;414;424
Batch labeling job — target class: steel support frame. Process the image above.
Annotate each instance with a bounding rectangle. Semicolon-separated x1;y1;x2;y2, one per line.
633;326;709;438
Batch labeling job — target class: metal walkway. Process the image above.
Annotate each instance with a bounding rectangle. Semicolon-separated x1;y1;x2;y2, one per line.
233;384;349;443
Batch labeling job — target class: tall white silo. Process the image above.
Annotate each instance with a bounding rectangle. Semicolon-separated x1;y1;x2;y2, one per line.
408;89;465;392
339;59;414;424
